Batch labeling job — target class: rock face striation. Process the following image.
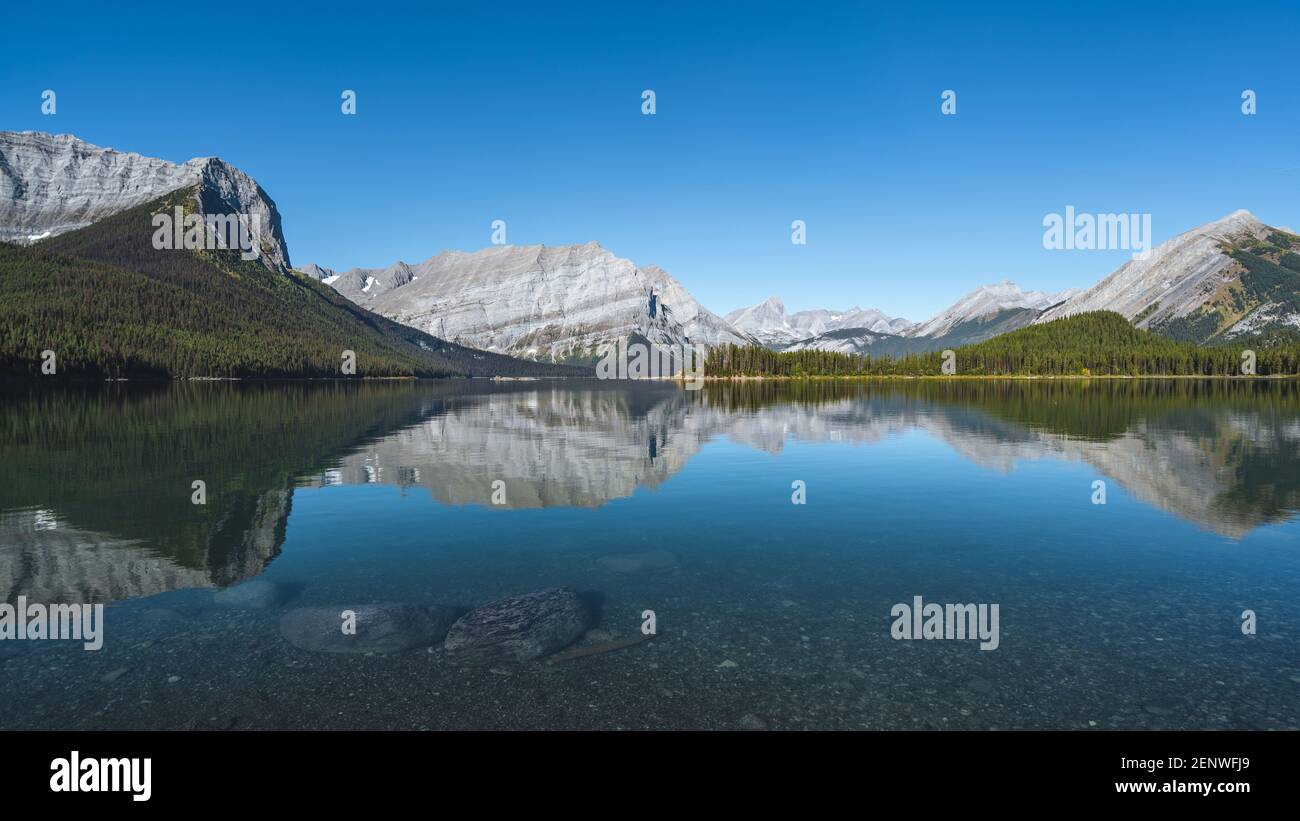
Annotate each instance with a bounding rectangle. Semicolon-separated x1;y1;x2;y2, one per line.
0;131;291;272
305;242;754;362
1035;209;1298;341
443;587;590;665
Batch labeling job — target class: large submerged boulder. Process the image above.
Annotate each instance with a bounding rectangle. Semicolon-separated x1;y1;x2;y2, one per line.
444;588;590;665
280;604;458;654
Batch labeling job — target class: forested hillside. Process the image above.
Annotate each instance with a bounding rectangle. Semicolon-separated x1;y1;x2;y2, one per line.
0;189;580;379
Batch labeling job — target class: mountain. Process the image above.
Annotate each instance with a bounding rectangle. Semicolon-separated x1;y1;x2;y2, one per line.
908;280;1077;339
724;296;913;348
298;262;337;282
1036;209;1300;343
0;187;577;379
317;242;755;363
784;328;923;356
0;131;292;272
785;281;1079;356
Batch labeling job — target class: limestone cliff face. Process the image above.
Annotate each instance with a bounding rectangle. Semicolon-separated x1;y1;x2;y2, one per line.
309;242;753;362
0;131;291;272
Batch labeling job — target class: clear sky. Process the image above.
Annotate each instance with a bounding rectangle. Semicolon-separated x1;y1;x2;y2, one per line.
2;0;1297;321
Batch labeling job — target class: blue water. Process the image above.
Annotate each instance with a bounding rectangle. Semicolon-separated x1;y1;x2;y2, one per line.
1;379;1297;729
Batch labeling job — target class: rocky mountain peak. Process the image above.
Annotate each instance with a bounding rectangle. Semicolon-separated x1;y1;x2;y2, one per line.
1035;209;1278;332
907;280;1065;339
297;262;337;282
0;130;291;273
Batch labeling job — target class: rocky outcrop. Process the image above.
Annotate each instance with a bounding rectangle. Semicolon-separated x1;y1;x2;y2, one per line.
0;131;292;272
443;588;590;664
279;604;460;654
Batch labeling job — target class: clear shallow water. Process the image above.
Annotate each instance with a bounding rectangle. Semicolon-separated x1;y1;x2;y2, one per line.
1;379;1298;729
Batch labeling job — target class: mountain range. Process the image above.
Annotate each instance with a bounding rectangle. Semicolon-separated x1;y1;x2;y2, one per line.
0;132;574;379
732;282;1081;357
724;297;915;346
2;130;1298;377
302;206;1294;361
725;211;1299;356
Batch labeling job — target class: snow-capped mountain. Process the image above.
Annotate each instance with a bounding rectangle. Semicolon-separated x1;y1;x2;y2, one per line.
725;296;914;348
1036;209;1299;341
317;242;755;362
0;131;291;272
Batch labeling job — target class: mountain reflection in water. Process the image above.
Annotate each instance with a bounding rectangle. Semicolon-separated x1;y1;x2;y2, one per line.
2;378;1298;605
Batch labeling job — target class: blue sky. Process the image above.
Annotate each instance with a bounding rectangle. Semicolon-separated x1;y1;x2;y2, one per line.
2;0;1297;320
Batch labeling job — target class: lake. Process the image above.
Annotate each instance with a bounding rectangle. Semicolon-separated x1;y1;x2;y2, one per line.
1;378;1298;729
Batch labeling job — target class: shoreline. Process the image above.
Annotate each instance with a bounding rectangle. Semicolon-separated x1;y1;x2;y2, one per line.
4;373;1299;385
686;373;1300;381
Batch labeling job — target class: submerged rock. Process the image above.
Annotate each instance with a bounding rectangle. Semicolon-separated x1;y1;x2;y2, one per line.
213;578;288;609
280;604;459;654
444;588;590;665
596;550;680;574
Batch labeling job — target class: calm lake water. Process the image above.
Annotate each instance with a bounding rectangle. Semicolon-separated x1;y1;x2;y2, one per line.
1;378;1298;730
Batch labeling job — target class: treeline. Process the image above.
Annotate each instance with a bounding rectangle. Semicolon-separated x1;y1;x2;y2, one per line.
692;378;1300;441
705;312;1300;377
